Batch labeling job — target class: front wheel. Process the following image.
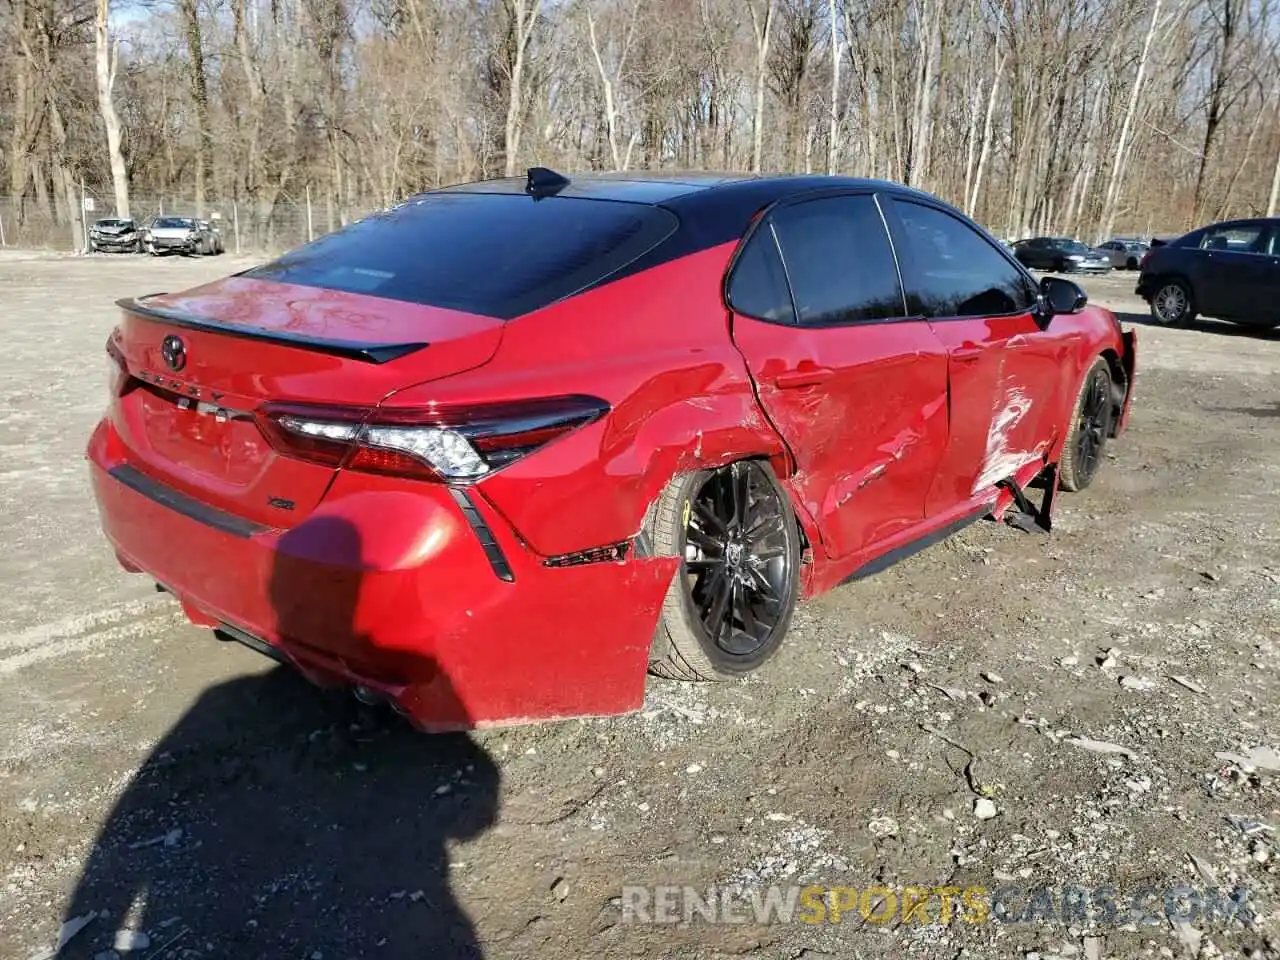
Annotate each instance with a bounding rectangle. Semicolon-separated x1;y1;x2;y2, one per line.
1059;358;1114;492
646;461;801;681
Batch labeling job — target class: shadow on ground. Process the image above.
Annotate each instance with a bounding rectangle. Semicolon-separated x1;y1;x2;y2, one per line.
58;519;500;959
1113;310;1280;341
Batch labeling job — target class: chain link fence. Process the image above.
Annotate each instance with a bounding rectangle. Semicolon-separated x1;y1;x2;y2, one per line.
0;193;381;255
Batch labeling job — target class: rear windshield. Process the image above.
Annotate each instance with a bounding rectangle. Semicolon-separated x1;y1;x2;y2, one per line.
243;193;679;319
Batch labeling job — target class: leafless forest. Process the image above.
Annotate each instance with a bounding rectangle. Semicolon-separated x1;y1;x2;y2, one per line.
3;0;1280;251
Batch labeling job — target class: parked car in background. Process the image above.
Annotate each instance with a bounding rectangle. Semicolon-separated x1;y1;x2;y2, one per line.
1095;238;1149;270
88;169;1136;731
142;216;216;256
89;218;141;253
1013;237;1112;273
1136;217;1280;328
198;219;225;255
1008;238;1111;273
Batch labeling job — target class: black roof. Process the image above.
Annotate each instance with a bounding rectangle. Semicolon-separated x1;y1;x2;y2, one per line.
435;170;920;205
430;170;932;250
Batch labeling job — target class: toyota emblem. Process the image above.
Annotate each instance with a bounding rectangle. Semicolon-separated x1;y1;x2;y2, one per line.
161;334;187;372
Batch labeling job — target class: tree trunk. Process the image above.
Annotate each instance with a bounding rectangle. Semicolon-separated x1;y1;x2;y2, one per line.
232;0;267;222
1099;0;1161;242
178;0;212;215
828;0;840;174
94;0;130;218
1268;102;1280;217
503;0;543;177
967;53;1003;219
749;0;776;174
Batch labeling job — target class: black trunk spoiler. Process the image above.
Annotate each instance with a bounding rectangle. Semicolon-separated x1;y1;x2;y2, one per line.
116;296;428;364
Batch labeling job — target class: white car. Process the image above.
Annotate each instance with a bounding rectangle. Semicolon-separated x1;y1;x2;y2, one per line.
142;216;215;256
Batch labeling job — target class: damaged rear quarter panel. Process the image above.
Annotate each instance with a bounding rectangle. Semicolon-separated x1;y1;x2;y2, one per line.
388;244;791;558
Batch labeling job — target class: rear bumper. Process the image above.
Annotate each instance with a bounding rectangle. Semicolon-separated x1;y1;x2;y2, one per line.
87;419;676;730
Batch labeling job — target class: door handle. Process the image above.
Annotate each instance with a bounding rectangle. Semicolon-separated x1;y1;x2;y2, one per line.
952;348;984;364
771;367;834;389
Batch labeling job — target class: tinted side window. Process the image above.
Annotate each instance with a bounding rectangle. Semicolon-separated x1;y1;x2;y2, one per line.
727;225;795;323
891;201;1035;319
769;195;905;325
1199;223;1268;253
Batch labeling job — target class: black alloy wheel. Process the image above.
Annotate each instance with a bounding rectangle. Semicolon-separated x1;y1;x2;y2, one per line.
646;460;801;681
1060;359;1114;492
682;461;796;658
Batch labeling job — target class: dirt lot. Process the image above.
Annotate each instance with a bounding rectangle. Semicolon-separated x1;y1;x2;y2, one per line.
0;252;1276;960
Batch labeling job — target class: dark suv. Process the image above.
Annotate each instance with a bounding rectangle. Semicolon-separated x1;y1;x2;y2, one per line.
1136;218;1280;328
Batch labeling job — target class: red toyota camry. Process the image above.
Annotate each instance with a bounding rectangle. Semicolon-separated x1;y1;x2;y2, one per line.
88;170;1136;730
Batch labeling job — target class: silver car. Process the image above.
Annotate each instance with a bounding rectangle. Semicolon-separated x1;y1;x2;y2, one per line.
142;216;216;256
1095;238;1149;270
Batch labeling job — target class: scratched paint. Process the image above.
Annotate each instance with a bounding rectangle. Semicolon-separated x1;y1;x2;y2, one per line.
971;383;1046;494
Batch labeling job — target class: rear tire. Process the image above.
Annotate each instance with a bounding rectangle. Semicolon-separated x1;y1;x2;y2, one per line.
1059;358;1114;492
646;461;801;681
1151;279;1195;327
1126;257;1138;270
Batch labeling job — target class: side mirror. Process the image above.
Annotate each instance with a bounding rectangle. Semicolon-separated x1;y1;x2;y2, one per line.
1039;276;1088;316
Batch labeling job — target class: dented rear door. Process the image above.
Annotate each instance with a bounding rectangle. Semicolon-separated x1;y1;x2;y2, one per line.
728;192;951;559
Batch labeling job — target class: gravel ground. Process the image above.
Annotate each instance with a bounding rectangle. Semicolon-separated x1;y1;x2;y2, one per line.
0;252;1276;960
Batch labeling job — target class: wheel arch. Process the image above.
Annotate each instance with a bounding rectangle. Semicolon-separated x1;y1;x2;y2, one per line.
639;452;819;571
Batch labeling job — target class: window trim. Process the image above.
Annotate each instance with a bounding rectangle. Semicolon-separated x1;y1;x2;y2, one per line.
1197;221;1275;258
723;214;797;325
882;197;1039;323
724;188;912;329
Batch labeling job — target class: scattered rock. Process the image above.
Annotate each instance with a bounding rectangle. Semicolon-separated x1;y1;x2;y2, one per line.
1059;655;1079;667
927;683;970;702
1187;852;1218;886
1064;736;1136;759
868;815;899;838
551;877;570;902
974;798;998;820
1083;936;1104;960
1119;675;1157;693
112;930;150;953
434;784;452;796
1169;675;1205;695
1226;815;1274;838
1169;919;1202;955
1215;745;1280;774
1200;570;1220;582
51;912;97;952
982;671;1004;684
685;763;703;774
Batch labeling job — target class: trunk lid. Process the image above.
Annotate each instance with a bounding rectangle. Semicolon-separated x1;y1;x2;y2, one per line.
109;276;504;528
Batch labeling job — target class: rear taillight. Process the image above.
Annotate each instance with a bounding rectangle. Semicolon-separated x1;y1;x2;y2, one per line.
257;395;609;482
105;332;130;398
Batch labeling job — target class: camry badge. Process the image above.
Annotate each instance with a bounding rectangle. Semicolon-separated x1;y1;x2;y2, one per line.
161;334;187;372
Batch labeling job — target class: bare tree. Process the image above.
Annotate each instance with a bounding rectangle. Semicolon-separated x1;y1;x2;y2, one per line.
93;0;128;217
747;0;776;173
501;0;543;177
1099;0;1162;240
